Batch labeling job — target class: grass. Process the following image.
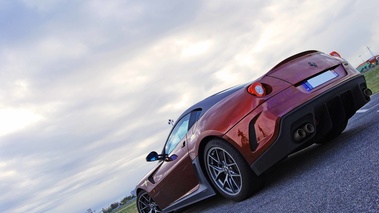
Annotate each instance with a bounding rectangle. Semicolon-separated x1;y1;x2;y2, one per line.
363;66;379;94
113;202;138;213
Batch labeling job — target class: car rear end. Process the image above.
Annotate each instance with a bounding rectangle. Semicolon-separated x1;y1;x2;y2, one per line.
224;50;371;175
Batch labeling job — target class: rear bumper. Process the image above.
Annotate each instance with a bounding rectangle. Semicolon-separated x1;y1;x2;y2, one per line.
251;75;370;175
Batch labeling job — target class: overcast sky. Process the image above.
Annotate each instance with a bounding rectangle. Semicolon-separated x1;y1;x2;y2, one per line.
1;0;378;212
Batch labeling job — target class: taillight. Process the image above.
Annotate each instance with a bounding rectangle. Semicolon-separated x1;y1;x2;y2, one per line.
248;82;266;97
330;51;341;58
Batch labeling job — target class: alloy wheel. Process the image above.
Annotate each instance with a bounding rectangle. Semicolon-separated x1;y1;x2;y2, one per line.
137;191;161;213
206;146;242;196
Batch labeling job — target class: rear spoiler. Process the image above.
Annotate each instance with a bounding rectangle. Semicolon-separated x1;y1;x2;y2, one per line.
269;50;320;71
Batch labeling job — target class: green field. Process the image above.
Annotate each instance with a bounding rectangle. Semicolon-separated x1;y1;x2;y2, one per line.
363;67;379;94
113;201;138;213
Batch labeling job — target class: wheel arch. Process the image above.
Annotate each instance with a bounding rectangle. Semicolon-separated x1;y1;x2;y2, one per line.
197;136;218;177
135;188;145;198
196;135;256;185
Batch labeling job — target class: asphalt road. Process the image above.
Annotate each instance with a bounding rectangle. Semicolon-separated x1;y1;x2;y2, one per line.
182;93;379;213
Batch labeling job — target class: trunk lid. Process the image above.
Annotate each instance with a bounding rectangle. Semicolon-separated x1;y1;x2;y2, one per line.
266;51;341;85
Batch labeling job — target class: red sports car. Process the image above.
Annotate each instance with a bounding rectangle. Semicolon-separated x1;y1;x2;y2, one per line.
135;50;372;213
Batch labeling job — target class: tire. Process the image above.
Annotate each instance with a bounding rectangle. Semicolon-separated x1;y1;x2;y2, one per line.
317;120;348;144
203;138;261;201
136;190;161;213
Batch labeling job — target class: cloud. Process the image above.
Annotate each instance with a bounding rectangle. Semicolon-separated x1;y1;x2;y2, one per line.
0;0;378;212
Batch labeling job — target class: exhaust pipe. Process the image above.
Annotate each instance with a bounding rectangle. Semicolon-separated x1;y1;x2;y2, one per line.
294;123;315;142
363;88;372;97
294;128;307;142
303;123;315;134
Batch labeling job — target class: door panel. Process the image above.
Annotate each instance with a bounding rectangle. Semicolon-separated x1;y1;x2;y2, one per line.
152;137;198;208
149;113;199;208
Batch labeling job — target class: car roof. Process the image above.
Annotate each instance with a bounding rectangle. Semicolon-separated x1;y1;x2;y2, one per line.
175;83;248;122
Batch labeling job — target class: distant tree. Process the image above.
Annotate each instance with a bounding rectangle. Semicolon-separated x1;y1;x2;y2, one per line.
121;194;136;205
110;202;119;210
102;207;111;213
101;193;137;213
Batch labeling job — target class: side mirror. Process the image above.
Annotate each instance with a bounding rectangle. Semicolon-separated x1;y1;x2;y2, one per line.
165;154;178;162
146;151;178;162
146;151;159;162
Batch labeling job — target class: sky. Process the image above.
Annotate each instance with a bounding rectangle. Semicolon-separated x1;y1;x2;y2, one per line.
0;0;378;212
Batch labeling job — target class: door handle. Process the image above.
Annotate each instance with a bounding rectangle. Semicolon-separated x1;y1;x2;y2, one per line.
181;141;186;148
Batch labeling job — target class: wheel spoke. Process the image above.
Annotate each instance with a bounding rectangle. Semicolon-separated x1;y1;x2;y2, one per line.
213;149;220;161
226;176;235;192
225;161;237;167
209;154;220;164
222;151;227;164
208;163;223;172
229;175;240;192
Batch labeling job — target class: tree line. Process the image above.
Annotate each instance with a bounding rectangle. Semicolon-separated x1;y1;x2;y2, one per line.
86;194;136;213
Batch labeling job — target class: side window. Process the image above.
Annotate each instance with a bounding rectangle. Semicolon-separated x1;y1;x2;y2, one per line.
165;114;190;154
189;109;202;129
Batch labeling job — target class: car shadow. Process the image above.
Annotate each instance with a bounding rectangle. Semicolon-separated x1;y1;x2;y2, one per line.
261;129;354;188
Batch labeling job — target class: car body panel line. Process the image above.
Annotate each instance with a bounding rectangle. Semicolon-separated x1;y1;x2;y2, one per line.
162;157;216;213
